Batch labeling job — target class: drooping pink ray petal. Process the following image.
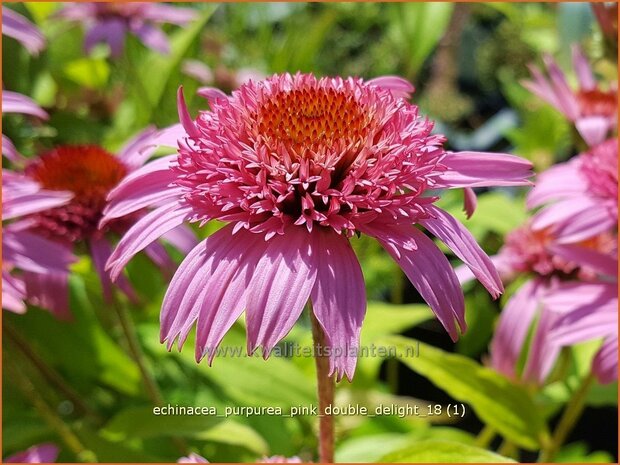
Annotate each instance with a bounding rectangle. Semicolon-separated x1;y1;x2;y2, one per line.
197;87;229;105
102;162;181;223
592;336;618;384
2;271;27;314
246;226;318;356
2;189;73;221
549;243;618;277
106;203;193;280
3;230;76;274
3;91;49;120
117;126;158;168
141;3;198;25
161;224;197;254
23;271;71;320
2;134;24;163
542;54;580;120
420;206;503;298
571;45;596;91
310;228;366;382
490;278;544;379
522;307;561;383
366;223;465;341
2;7;46;55
526;160;585;209
437;151;534;188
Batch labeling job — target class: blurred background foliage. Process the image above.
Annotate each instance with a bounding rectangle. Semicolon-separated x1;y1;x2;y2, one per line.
3;2;617;463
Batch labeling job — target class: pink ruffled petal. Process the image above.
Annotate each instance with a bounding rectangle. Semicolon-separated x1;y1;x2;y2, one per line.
310;228;366;382
246;226;317;356
177;87;201;138
462;187;477;219
106;203;193;280
437;151;533;188
420;206;503;298
366;75;415;99
197;87;229;106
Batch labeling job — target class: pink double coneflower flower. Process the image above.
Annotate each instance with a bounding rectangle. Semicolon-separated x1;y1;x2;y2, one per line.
528;138;617;243
4;127;196;317
56;2;197;57
104;73;532;381
486;222;617;384
522;45;617;147
2;172;75;317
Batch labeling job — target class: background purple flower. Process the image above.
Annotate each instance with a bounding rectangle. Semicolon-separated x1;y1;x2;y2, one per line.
4;443;58;463
56;2;198;57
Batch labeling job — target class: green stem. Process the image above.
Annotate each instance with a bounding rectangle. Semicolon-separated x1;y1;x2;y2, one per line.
111;295;164;406
110;293;188;455
539;372;596;462
5;323;102;423
6;357;97;462
474;425;496;449
310;308;335;463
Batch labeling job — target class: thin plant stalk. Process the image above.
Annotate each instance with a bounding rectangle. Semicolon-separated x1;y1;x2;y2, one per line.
539;372;596;462
310;308;335;463
4;322;102;423
6;357;97;462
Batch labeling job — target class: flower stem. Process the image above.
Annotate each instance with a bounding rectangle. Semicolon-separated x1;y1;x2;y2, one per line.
6;356;97;462
474;425;496;449
539;372;596;462
111;295;164;406
110;293;189;455
4;323;103;424
310;309;335;463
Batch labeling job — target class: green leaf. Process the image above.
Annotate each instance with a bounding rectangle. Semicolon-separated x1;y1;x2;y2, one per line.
381;336;549;450
379;440;516;463
64;57;110;89
195;420;268;456
102;406;221;441
135;6;218;123
362;302;433;341
389;3;454;76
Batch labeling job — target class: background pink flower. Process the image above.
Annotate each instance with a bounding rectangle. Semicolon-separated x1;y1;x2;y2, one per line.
522;45;617;146
528;138;618;243
5;127;196;316
105;73;532;381
2;6;45;55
